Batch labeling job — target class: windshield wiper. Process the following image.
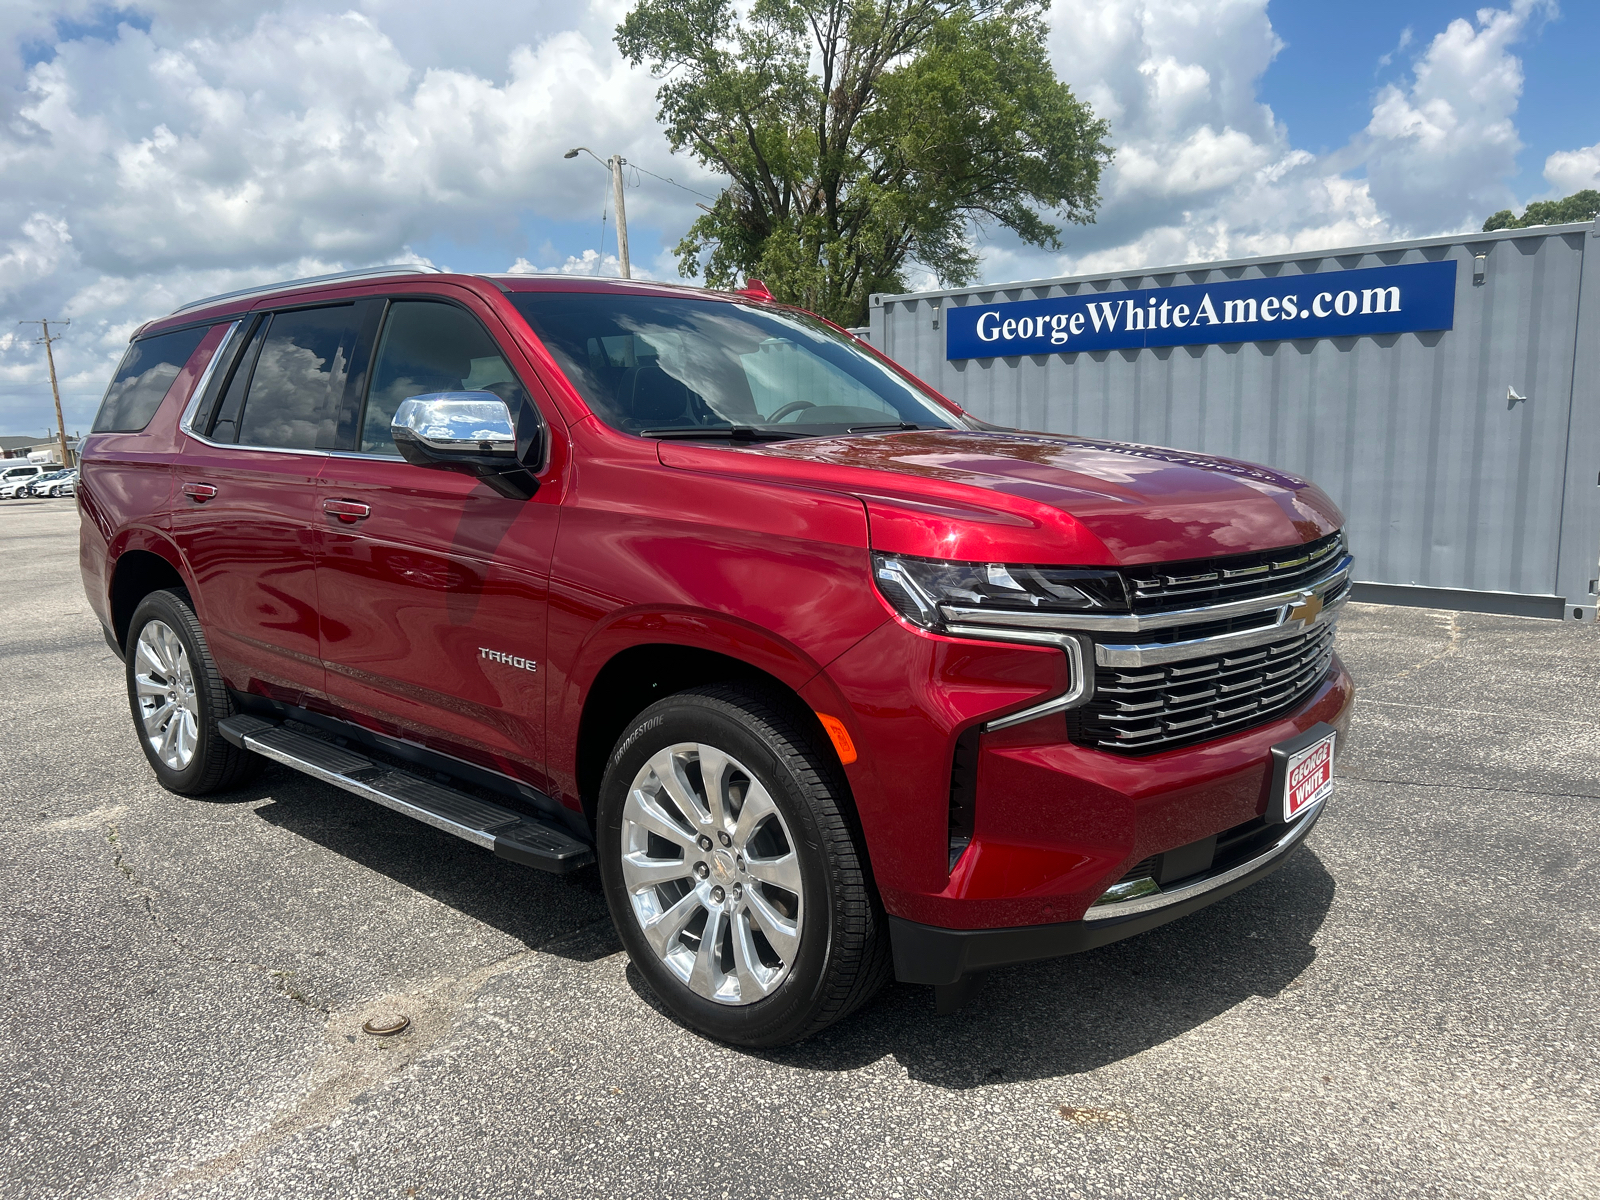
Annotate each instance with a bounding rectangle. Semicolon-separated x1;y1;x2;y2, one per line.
641;426;803;442
845;422;922;433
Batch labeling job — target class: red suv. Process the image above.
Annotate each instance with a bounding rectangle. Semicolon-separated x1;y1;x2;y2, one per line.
80;267;1354;1045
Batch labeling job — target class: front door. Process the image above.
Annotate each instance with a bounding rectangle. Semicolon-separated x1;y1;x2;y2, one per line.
314;296;562;791
172;303;372;706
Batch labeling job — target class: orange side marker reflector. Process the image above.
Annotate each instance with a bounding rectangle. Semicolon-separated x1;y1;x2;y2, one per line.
815;713;858;765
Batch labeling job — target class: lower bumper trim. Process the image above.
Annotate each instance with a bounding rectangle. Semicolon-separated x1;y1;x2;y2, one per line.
887;802;1324;987
1085;796;1324;919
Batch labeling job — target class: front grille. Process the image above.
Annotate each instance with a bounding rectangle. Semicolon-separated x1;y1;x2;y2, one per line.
1124;530;1346;613
1067;620;1338;754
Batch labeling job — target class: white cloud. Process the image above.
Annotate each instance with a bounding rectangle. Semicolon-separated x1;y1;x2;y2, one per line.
6;12;686;275
1378;27;1415;70
1357;0;1554;234
506;249;633;277
1543;141;1600;195
1112;125;1275;199
1030;0;1381;278
0;214;72;297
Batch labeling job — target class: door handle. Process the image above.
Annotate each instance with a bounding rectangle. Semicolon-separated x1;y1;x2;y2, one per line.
323;499;371;523
181;482;217;502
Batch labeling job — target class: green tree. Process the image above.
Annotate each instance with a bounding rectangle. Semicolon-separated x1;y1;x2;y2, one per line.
1482;188;1600;232
615;0;1112;326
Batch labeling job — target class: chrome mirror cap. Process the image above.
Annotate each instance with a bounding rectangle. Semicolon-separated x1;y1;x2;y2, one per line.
392;393;516;454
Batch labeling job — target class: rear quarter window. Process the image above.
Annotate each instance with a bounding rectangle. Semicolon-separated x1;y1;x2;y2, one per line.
92;326;213;433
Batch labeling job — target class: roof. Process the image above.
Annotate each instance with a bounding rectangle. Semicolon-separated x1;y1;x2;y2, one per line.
485;274;726;300
168;265;443;316
140;268;778;339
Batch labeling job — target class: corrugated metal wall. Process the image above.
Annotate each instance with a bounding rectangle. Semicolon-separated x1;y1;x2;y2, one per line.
870;221;1600;619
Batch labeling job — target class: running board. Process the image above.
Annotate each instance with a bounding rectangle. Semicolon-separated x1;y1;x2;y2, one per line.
218;715;593;873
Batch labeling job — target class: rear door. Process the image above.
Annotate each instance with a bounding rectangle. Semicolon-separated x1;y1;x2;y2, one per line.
314;294;563;791
172;301;376;706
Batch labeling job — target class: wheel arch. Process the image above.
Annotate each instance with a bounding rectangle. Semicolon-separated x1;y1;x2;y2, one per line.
106;536;194;655
572;640;848;834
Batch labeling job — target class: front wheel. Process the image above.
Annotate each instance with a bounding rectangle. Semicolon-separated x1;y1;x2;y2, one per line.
597;685;889;1046
124;588;261;795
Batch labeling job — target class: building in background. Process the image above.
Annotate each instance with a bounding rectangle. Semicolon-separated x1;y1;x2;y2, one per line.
869;220;1600;621
0;435;79;464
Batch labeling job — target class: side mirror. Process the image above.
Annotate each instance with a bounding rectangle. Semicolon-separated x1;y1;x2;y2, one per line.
391;392;541;499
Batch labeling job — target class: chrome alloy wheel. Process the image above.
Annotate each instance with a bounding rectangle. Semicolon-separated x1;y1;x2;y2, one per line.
619;743;804;1005
132;620;200;771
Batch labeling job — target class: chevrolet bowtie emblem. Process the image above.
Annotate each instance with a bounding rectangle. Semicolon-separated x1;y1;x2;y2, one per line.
1287;592;1324;625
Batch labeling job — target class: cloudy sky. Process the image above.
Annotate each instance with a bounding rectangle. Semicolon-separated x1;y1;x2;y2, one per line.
1;0;1596;438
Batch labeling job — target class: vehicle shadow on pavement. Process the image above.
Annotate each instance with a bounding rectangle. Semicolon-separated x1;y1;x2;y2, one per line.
733;849;1334;1087
248;764;619;961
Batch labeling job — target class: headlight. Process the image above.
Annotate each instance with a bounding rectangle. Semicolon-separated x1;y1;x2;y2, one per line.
871;552;1129;631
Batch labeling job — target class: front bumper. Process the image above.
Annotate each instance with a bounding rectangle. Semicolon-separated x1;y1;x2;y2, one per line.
890;795;1326;986
820;610;1354;930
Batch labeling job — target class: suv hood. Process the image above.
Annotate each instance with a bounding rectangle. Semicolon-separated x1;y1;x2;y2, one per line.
658;429;1343;566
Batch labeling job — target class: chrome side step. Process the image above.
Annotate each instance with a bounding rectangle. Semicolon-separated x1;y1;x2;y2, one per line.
218;715;594;873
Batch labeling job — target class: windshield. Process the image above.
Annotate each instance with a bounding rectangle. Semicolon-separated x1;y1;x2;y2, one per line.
509;292;970;438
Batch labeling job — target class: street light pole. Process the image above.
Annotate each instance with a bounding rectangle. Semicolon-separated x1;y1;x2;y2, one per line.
610;154;631;280
564;147;631;279
20;319;71;467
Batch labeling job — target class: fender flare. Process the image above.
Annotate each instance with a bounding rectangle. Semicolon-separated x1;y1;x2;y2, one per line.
559;605;828;733
105;527;202;639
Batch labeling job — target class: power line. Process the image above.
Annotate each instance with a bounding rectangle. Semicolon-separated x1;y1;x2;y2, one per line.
625;161;720;203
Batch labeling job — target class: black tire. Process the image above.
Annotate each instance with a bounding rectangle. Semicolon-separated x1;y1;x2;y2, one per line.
124;588;262;796
597;683;891;1047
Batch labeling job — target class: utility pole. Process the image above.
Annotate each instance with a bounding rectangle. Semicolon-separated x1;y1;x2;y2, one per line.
20;319;71;467
610;155;631;280
564;147;631;279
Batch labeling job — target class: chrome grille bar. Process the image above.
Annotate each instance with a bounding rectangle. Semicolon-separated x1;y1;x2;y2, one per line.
1075;625;1337;752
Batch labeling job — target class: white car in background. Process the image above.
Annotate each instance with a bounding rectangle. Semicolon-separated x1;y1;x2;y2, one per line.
28;468;77;497
0;464;49;498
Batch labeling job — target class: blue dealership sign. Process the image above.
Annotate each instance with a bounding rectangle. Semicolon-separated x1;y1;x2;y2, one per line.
945;260;1457;360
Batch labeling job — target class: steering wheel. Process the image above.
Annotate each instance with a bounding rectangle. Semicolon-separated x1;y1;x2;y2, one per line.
767;400;818;423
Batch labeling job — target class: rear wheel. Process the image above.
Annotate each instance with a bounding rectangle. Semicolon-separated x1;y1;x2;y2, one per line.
597;684;889;1046
125;588;261;795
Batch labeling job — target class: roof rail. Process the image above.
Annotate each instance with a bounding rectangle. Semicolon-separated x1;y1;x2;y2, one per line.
169;264;443;316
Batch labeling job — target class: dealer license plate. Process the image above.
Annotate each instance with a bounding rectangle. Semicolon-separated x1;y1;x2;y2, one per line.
1284;732;1335;820
1267;723;1337;823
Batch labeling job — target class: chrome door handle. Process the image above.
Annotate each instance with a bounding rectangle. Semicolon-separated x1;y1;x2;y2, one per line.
323;499;371;523
181;482;217;502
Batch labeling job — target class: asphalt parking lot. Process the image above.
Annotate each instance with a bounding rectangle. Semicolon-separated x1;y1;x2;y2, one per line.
1;498;1595;1199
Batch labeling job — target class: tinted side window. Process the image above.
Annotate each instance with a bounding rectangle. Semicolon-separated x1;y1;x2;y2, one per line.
206;318;266;444
360;301;521;456
92;326;211;433
236;305;361;450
